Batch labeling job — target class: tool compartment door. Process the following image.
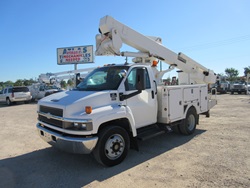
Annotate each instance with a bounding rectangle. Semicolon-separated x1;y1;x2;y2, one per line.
200;85;208;112
168;88;183;122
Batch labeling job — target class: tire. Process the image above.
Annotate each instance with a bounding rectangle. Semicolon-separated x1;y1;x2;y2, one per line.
231;91;234;95
24;100;31;104
93;125;130;167
171;125;180;134
238;91;242;94
6;98;12;106
179;107;197;135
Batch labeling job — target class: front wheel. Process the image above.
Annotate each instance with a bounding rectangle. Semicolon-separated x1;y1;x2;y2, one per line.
93;125;130;167
179;107;197;135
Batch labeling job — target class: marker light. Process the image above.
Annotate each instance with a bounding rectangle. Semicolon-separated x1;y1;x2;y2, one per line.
85;106;92;114
152;60;158;67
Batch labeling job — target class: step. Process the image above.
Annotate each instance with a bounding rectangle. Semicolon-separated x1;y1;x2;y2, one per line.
137;125;167;141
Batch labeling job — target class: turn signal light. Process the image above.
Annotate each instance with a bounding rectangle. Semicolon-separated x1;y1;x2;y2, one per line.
152;60;158;67
85;106;92;114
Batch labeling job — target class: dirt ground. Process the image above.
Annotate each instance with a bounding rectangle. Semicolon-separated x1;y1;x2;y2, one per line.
0;94;249;188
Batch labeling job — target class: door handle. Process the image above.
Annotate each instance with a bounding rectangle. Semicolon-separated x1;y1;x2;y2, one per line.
154;80;157;94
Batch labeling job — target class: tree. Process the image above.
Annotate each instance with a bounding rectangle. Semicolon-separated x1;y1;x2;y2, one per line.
60;80;67;88
23;78;36;86
225;68;239;82
0;82;3;90
14;79;23;86
244;66;250;77
67;79;74;87
4;80;14;87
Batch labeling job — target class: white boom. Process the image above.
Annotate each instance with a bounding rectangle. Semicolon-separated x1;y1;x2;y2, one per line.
38;68;94;84
95;15;216;84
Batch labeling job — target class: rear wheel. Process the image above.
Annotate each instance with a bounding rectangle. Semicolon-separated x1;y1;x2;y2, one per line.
24;100;31;104
179;107;197;135
6;98;12;106
171;125;180;134
93;125;130;167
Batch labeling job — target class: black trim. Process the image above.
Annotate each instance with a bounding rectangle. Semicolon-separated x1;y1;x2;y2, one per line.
119;90;141;101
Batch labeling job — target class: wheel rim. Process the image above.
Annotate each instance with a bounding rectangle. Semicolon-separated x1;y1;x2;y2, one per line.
105;134;125;160
187;114;195;131
6;99;10;105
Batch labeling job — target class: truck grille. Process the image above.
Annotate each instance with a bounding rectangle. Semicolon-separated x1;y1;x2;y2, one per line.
40;105;63;117
38;106;63;128
234;85;241;89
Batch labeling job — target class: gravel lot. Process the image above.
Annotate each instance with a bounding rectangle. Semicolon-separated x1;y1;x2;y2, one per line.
0;94;249;188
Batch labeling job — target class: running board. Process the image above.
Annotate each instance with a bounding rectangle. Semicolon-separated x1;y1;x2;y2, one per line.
137;124;172;141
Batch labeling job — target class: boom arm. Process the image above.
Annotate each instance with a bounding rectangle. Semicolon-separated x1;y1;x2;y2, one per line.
95;15;216;84
38;68;94;84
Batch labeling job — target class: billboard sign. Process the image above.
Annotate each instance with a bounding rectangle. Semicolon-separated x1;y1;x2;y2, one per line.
57;45;94;65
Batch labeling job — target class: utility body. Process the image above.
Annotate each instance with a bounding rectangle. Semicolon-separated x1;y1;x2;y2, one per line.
36;16;217;166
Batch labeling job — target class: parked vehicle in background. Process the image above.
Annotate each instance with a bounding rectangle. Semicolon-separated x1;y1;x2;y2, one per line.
230;81;247;94
28;83;62;101
214;81;230;94
215;75;230;94
0;86;32;105
246;73;250;95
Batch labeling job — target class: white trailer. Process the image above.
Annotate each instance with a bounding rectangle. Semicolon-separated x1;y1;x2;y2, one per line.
36;15;217;166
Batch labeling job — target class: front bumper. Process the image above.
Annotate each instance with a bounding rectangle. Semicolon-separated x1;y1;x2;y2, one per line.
231;88;246;92
36;123;98;154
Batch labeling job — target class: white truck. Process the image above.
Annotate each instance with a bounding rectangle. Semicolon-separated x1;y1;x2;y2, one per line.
215;75;230;94
36;15;217;166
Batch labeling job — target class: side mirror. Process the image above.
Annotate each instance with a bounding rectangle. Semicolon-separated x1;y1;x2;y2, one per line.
135;68;145;91
119;69;127;78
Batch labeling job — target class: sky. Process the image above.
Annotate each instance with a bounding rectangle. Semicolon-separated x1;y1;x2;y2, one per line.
1;0;250;82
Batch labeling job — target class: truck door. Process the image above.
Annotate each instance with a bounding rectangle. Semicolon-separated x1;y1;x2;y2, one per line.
124;67;157;128
38;85;45;99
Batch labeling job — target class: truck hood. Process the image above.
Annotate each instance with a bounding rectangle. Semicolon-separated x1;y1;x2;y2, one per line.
38;90;119;118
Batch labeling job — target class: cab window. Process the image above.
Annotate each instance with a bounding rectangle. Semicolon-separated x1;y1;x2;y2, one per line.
125;68;151;91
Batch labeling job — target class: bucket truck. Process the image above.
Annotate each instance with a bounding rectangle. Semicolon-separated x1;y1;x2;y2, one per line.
29;68;94;100
36;15;217;166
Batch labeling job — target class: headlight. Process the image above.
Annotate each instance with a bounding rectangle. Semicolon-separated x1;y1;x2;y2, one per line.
70;122;93;131
63;121;93;131
73;122;87;130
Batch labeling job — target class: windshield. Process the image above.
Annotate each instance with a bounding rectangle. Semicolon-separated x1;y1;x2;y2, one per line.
76;66;129;91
